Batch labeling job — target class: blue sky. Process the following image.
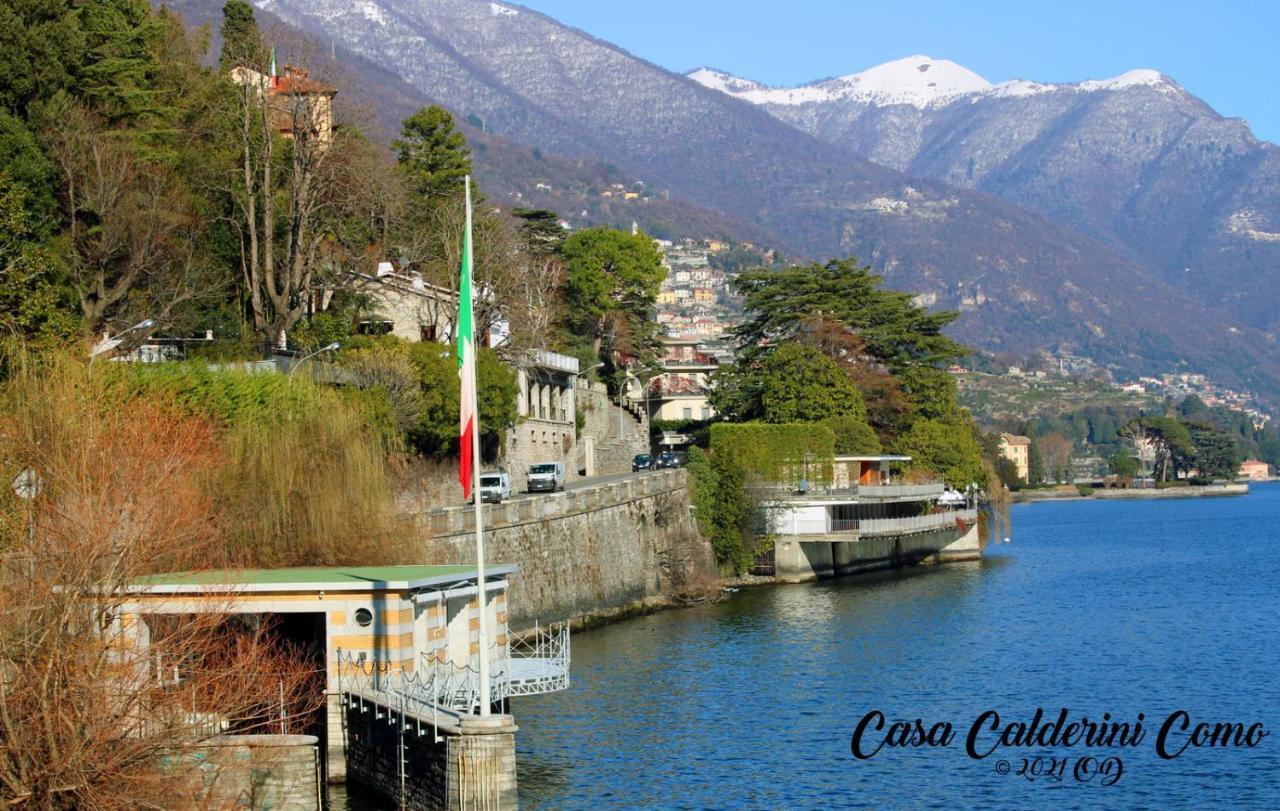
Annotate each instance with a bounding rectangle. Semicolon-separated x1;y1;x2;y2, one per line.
516;0;1280;143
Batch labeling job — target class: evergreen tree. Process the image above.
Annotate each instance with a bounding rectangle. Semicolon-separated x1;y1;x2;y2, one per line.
730;258;966;372
1186;422;1241;480
394;106;471;200
218;0;261;71
0;173;78;340
0;111;56;230
561;227;665;362
77;0;162;125
511;208;565;255
0;0;84;115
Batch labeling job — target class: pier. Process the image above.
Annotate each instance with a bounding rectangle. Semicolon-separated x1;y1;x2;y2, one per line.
118;564;570;809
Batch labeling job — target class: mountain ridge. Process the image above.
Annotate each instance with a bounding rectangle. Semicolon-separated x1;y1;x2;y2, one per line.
691;55;1280;346
175;1;1280;403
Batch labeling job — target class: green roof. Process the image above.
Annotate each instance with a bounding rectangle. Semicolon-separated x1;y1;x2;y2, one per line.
127;564;517;594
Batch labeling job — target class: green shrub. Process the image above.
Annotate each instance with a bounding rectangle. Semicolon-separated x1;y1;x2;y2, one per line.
894;418;986;488
686;445;765;574
824;414;881;454
709;422;835;485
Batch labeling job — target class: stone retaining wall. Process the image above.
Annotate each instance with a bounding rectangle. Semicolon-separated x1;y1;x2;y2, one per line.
417;470;714;629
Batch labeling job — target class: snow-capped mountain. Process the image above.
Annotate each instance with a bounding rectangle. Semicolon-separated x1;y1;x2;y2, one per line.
692;57;1280;342
163;0;1280;399
690;57;1179;109
690;56;994;109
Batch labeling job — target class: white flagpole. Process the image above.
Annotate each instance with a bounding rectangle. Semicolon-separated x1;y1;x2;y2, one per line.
466;176;492;717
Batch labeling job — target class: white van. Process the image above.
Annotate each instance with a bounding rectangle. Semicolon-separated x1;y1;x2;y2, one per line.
478;472;511;503
526;461;566;493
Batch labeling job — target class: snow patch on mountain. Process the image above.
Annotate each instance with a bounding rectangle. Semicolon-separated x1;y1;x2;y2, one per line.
355;1;387;25
693;58;1180;109
686;67;767;96
689;56;992;109
489;2;518;16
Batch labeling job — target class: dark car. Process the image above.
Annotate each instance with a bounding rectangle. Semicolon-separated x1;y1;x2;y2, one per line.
657;451;685;469
632;453;654;472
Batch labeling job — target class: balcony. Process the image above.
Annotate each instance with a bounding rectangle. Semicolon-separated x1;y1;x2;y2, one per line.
779;509;978;538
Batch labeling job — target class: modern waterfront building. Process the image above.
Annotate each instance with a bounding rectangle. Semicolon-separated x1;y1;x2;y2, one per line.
760;455;982;582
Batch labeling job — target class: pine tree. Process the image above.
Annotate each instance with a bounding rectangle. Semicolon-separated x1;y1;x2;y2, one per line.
0;0;84;115
394;106;472;200
219;0;261;72
77;0;161;125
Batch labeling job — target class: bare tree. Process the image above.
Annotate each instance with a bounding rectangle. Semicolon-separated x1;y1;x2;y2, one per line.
0;352;320;809
1038;432;1075;484
227;50;349;348
45;104;221;338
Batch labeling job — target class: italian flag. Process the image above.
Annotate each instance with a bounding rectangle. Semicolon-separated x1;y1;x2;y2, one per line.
457;178;478;499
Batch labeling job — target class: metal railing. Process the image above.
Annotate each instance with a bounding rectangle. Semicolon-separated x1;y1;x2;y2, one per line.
856;483;946;499
858;510;977;536
504;621;571;698
336;624;571;718
777;509;977;537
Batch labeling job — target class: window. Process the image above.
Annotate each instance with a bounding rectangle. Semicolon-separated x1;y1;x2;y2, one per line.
682;407;693;419
354;608;373;627
420;324;437;342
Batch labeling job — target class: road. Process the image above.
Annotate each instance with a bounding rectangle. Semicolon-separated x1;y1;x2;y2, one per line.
497;468;672;504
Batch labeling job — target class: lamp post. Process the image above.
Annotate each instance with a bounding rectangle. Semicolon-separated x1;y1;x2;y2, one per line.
88;318;155;378
619;370;639;440
288;342;340;382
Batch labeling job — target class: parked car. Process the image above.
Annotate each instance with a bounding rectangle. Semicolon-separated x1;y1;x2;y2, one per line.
526;461;566;493
632;453;654;472
478;472;511;503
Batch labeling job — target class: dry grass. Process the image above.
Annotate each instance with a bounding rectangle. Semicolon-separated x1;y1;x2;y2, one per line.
0;351;321;809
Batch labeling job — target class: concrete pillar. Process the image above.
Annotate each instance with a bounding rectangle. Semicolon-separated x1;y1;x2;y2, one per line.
773;539;834;582
448;715;519;811
583;436;596;477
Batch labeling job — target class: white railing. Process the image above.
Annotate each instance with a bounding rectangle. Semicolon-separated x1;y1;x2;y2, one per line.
504;621;571;698
336;624;571;719
771;508;977;537
858;509;977;536
856;483;946;499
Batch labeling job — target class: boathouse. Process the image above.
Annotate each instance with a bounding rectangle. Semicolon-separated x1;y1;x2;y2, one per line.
116;564;569;807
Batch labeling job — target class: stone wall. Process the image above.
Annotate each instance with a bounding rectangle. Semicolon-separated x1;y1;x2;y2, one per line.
503;379;648;488
416;470;714;630
173;734;322;809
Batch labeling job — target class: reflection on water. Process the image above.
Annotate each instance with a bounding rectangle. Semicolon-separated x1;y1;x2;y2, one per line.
510;484;1280;809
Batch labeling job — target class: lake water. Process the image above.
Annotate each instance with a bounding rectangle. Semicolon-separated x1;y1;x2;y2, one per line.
511;484;1280;809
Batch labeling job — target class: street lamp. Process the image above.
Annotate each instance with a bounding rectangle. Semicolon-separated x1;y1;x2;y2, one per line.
88;318;155;378
619;369;640;439
289;342;340;382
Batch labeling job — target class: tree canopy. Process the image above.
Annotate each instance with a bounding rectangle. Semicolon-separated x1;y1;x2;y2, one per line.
561;227;665;363
710;342;867;424
730;258;966;372
394;106;471;200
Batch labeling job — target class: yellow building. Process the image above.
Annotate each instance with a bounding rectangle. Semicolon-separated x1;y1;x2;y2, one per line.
998;434;1032;482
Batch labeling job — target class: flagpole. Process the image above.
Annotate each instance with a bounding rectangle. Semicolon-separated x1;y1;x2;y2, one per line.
465;175;492;717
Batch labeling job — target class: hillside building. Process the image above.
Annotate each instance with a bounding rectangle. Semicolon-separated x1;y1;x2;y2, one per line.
998;434;1032;482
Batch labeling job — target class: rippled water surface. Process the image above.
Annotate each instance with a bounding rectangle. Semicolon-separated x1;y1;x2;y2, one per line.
511;484;1280;809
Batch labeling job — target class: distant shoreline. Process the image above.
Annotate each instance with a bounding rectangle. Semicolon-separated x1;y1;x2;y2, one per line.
1012;483;1250;503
